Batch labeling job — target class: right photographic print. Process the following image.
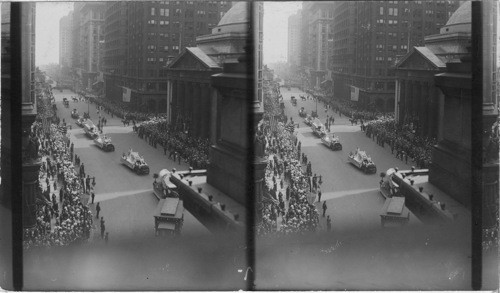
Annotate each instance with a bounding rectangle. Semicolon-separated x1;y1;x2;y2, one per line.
255;1;498;290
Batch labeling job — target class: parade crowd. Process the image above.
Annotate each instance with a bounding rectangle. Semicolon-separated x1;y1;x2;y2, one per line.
364;118;436;168
258;83;320;236
83;93;166;122
136;117;211;169
23;87;108;249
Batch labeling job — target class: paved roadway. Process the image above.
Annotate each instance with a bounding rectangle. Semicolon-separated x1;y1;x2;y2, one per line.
255;87;471;290
280;87;420;232
23;90;248;290
53;90;210;240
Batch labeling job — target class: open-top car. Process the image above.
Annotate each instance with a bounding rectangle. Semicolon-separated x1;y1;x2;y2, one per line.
83;120;99;139
76;117;87;127
153;169;179;200
311;118;327;137
94;134;115;152
299;107;307;117
321;133;342;151
304;114;313;126
71;109;79;119
348;148;377;174
121;148;150;175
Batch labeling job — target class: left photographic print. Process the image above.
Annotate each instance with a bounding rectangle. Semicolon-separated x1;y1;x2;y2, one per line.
1;1;254;290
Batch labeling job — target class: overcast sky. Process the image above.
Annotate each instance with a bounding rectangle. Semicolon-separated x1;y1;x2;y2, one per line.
263;1;302;65
36;2;73;66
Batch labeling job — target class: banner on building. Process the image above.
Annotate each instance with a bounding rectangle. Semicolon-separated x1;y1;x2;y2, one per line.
122;87;131;103
350;86;360;102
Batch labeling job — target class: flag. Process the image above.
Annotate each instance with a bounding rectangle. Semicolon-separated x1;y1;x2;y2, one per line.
122;87;131;102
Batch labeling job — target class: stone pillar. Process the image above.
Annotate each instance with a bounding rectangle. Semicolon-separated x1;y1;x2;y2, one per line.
200;83;210;139
422;82;430;137
171;80;178;124
192;83;201;137
178;81;185;119
399;80;406;124
405;80;412;123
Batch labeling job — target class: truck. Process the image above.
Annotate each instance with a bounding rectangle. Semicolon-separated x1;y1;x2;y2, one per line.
311;118;327;137
153;197;184;236
153;169;179;200
348;149;377;174
83;120;99;139
121;149;150;175
321;133;342;150
94;134;115;152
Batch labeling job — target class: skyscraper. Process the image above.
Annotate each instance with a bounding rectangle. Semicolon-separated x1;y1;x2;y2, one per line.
59;11;73;69
287;11;301;67
330;1;460;112
103;1;232;113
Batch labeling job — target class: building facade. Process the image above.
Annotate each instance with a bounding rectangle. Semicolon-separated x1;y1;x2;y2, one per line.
71;2;106;92
59;12;73;69
330;0;460;112
300;2;334;89
103;1;232;113
287;11;301;67
165;1;248;140
394;1;471;138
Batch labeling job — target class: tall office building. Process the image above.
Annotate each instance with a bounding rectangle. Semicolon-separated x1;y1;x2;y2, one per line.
330;0;460;111
300;2;334;89
103;1;232;112
59;12;73;69
287;11;301;67
71;2;106;92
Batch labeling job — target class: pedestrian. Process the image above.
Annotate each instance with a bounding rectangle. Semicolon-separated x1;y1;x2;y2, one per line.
178;154;181;165
326;215;332;231
104;232;109;244
59;187;63;203
92;176;96;189
91;192;95;204
317;189;322;202
96;202;101;219
322;201;327;217
86;175;91;193
100;218;105;239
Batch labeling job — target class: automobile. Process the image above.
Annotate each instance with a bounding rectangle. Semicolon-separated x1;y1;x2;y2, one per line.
71;109;79;119
321;133;342;151
121;148;150;175
153;197;184;236
94;134;115;152
153;169;179;200
304;114;313;126
311;118;327;137
76;117;87;127
348;148;377;174
379;168;401;198
299;107;307;117
83;120;99;139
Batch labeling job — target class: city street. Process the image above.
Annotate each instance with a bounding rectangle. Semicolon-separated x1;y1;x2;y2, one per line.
255;87;471;290
280;87;420;232
53;89;210;240
23;90;248;290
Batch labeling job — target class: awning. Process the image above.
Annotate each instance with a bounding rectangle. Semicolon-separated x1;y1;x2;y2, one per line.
158;222;176;230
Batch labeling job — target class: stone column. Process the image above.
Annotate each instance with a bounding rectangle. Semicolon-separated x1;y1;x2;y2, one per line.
399;80;406;124
192;83;201;137
178;81;185;119
171;80;178;124
200;83;210;139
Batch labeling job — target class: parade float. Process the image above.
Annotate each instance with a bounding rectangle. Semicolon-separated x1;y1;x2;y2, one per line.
93;134;115;152
121;148;150;175
348;148;377;174
321;133;342;151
